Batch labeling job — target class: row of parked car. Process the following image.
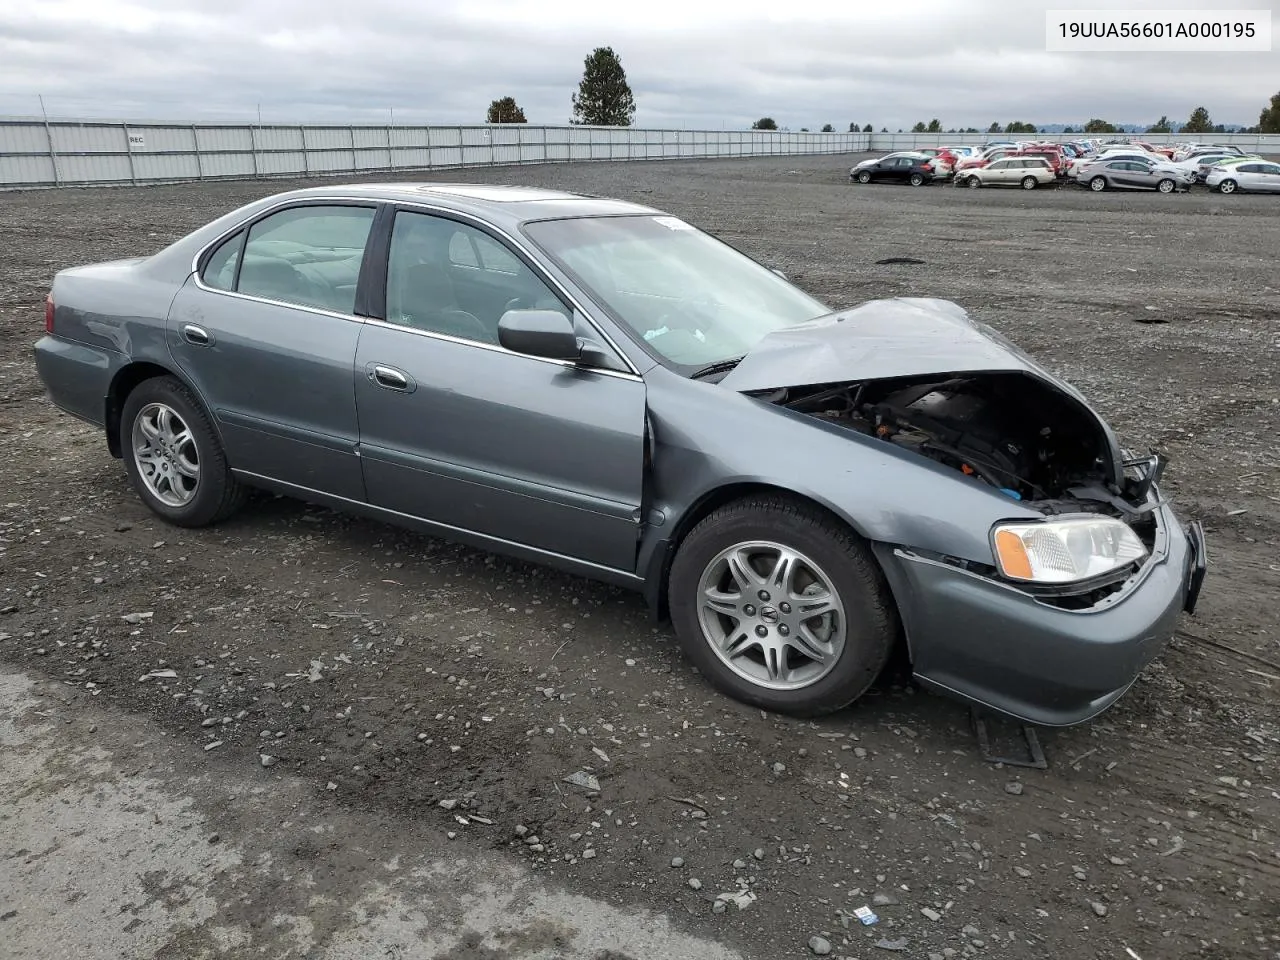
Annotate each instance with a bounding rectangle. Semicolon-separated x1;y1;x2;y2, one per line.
849;139;1280;194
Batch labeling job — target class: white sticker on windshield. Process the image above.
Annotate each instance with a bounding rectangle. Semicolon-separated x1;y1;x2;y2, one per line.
652;216;693;231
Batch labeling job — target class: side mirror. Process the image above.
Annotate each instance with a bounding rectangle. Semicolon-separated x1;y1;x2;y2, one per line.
498;309;581;361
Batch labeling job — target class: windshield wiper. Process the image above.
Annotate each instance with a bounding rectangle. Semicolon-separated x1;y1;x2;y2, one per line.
689;356;745;380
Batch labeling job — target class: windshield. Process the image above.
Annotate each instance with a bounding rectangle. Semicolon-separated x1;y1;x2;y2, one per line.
521;215;829;370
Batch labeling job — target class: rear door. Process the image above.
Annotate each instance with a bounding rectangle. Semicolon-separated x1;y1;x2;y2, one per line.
1256;163;1280;192
167;201;378;500
352;206;647;573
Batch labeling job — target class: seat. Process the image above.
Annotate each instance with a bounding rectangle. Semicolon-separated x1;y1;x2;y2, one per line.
238;257;310;304
395;262;492;342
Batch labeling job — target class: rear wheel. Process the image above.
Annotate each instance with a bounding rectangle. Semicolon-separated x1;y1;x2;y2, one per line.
1157;178;1175;193
857;171;872;184
668;495;899;716
120;376;246;527
1089;176;1107;192
1021;176;1038;190
1218;179;1237;194
909;173;925;186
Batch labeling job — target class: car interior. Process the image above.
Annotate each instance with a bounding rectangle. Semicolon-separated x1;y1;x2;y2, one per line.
385;212;569;343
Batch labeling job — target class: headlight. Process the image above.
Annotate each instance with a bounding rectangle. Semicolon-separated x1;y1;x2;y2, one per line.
991;517;1147;584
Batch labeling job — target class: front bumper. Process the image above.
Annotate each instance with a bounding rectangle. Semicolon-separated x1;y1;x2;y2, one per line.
874;503;1205;726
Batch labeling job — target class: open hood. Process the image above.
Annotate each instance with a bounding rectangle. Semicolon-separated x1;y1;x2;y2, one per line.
719;297;1048;393
718;297;1128;490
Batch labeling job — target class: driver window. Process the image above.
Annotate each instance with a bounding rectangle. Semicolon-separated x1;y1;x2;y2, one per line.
385;211;569;345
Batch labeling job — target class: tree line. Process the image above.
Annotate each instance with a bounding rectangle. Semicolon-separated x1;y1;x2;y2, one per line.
484;55;1280;137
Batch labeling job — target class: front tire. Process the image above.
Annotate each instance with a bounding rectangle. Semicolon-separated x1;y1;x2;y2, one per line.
1218;179;1237;194
668;495;899;716
1090;176;1107;192
120;376;246;527
966;175;982;188
857;171;872;184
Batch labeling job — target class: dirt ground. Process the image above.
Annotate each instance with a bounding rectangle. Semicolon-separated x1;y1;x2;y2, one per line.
1;154;1278;960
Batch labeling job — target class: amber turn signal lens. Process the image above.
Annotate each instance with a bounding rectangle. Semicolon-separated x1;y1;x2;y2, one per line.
993;529;1034;580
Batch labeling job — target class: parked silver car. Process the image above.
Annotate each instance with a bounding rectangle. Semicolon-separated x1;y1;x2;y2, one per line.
1075;158;1192;193
958;156;1055;190
32;184;1206;724
1205;159;1280;193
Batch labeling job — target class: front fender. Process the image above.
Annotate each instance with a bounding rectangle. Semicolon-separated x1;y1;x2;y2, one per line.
640;369;1043;572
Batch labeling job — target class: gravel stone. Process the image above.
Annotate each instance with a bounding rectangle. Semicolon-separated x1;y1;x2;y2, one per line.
807;936;832;955
669;857;684;868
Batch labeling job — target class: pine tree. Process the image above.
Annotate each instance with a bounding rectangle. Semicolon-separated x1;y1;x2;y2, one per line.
570;47;636;126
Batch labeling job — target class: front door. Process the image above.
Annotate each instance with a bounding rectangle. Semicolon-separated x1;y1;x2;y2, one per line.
353;207;647;573
167;201;378;500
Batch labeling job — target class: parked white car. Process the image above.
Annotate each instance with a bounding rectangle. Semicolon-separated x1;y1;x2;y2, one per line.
959;156;1056;189
1206;160;1280;194
1170;152;1262;182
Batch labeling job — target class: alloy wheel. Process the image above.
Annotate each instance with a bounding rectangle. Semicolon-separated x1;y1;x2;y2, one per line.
696;540;846;690
132;402;200;506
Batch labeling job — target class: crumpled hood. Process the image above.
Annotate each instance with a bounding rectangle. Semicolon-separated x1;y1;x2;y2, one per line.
717;297;1127;487
719;297;1046;392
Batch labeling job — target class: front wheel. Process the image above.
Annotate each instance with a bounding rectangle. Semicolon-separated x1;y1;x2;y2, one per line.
857;171;872;184
120;376;246;527
1218;179;1237;194
1157;178;1175;194
1090;176;1107;192
1021;176;1038;190
909;173;925;186
668;495;899;716
966;175;982;189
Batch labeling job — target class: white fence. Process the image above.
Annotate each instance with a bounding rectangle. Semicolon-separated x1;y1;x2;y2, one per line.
0;118;869;189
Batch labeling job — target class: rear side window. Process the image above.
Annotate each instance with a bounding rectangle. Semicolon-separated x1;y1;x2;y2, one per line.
233;205;376;314
201;230;244;291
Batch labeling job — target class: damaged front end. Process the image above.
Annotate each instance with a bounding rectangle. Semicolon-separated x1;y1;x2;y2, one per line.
755;371;1166;608
715;298;1183;612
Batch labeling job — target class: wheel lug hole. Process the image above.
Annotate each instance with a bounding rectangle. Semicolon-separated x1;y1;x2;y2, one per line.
757;590;770;602
754;625;768;638
743;604;756;617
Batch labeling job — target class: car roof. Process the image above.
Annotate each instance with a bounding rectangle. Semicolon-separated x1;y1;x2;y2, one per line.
241;182;664;225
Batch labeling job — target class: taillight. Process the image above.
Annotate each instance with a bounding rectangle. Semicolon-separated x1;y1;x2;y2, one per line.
44;294;54;334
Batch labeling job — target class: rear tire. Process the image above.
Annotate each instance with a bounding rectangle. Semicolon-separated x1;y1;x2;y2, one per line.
1157;178;1175;193
909;173;925;186
668;495;899;717
1021;176;1038;190
120;376;246;527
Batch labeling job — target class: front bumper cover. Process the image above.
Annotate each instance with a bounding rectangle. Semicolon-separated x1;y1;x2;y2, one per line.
874;502;1203;727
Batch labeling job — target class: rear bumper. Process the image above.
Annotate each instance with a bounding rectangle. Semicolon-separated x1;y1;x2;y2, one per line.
33;335;116;427
875;502;1204;726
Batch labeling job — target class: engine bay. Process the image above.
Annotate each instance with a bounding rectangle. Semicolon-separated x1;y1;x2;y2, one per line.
762;371;1156;522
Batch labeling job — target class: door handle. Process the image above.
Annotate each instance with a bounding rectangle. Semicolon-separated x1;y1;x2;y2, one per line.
369;364;414;392
182;324;212;346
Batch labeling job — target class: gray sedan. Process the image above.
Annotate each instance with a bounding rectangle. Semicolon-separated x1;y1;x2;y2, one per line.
1075;158;1192;192
33;184;1206;724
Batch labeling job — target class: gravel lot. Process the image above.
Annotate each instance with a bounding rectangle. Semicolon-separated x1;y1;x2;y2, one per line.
1;153;1278;959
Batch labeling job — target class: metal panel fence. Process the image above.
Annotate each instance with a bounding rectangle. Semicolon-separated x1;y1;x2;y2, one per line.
0;118;870;189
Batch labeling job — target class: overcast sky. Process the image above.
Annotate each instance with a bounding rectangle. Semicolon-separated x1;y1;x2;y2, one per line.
1;0;1275;130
